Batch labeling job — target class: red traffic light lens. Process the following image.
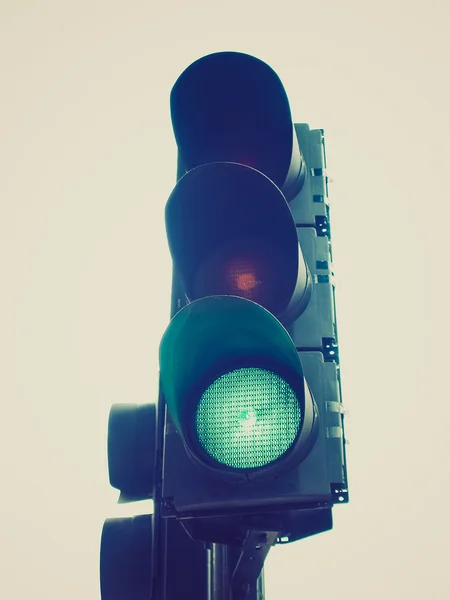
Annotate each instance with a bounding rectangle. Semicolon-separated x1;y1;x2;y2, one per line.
232;269;257;293
192;237;290;315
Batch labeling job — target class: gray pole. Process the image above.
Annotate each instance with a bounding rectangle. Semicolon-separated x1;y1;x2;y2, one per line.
209;543;230;600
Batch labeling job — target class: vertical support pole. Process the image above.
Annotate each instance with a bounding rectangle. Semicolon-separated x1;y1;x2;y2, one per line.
209;543;230;600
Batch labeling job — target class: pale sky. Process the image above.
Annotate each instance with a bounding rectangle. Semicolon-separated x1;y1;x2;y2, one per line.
2;1;450;599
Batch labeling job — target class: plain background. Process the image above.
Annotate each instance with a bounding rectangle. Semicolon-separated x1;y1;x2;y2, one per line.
2;1;449;598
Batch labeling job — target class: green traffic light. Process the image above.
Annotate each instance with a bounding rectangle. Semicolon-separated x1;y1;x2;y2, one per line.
195;367;301;469
159;296;315;477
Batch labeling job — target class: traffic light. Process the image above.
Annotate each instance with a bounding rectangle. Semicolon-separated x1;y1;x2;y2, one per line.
159;50;348;549
100;51;349;600
100;404;158;600
99;393;209;600
100;514;153;600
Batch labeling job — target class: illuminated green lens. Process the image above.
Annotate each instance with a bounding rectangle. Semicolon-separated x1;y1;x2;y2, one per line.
195;367;301;469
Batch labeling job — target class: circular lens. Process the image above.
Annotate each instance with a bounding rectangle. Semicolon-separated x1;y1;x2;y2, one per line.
191;237;292;315
225;254;261;300
195;367;301;470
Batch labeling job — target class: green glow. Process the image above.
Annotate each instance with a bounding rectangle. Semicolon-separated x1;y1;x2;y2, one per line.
195;367;301;469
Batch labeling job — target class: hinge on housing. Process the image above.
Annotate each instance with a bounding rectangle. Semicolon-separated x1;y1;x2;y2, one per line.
315;214;330;238
322;337;339;362
315;273;336;285
331;484;349;504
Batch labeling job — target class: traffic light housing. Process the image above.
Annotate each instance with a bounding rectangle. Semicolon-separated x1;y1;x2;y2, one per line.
100;403;158;600
159;52;348;543
100;514;153;600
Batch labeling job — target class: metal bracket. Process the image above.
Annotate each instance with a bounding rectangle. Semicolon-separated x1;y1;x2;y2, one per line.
230;529;278;600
